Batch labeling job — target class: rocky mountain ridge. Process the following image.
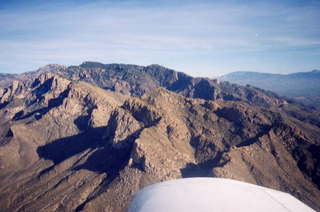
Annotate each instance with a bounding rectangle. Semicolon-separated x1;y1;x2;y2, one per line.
0;69;320;211
0;62;286;108
3;62;320;130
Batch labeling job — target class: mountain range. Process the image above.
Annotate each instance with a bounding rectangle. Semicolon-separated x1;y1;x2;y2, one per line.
0;62;320;211
221;70;320;108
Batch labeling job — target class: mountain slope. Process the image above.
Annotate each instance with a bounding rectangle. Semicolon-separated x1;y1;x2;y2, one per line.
0;72;320;211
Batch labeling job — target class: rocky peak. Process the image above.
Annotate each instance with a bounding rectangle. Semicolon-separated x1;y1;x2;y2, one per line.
0;80;25;104
80;61;106;69
31;64;67;75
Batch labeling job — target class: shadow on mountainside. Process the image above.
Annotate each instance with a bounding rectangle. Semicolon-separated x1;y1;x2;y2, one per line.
181;151;230;178
36;124;141;175
36;124;137;212
37;127;107;165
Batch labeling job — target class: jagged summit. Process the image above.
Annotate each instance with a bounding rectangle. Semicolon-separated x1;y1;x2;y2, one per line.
79;61;144;70
79;61;170;70
36;64;67;72
80;61;104;67
146;64;170;69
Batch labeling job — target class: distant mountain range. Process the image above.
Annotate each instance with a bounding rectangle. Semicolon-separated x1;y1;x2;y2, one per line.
221;70;320;107
1;62;320;211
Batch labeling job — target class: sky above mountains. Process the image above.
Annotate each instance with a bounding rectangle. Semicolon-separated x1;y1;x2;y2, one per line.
0;0;319;77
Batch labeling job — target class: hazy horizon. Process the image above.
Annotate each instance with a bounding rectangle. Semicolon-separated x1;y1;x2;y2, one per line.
1;0;319;77
2;61;320;79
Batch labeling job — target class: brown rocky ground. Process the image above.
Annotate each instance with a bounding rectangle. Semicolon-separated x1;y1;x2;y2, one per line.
0;72;320;211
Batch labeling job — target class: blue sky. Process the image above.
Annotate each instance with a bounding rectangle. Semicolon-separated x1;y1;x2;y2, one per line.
0;0;319;77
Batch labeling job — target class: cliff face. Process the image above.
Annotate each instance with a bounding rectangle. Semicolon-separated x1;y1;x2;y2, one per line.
0;71;320;211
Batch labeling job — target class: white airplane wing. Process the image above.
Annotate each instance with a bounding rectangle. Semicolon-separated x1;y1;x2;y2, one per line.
129;178;315;212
